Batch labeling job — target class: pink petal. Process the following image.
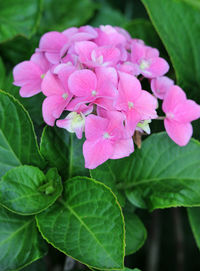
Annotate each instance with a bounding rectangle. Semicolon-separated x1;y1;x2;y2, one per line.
134;90;158;119
85;114;109;141
174;100;200;123
68;69;97;97
126;110;141;136
39;31;68;52
151;76;174;100
144;57;169;78
13;61;42;86
96;67;118;87
19;83;41;97
94;46;120;66
74;41;97;63
83;139;114;169
164;119;193;146
131;42;146;63
41;71;64;96
30;53;50;73
162;86;187;113
110;138;134;159
42;96;68;126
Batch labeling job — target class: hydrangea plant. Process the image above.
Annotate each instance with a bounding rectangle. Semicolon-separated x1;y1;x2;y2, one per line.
1;0;200;271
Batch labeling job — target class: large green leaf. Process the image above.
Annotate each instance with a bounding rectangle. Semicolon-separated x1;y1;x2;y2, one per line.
0;0;42;43
187;207;200;250
141;0;200;95
41;0;97;32
40;126;88;179
0;166;62;215
0;206;47;271
0;57;5;88
36;177;125;269
125;133;200;210
0;90;45;178
124;212;147;255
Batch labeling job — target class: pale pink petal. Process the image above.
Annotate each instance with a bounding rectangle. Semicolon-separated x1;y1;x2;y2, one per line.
74;41;97;63
134;90;158;119
131;42;146;63
42;96;68;126
68;69;97;96
41;71;64;96
151;76;174;100
85;114;109;140
164;119;193;146
144;57;169;78
83;139;114;169
162;86;187;113
110;138;134;159
145;46;159;58
13;61;42;86
30;52;50;73
62;27;78;38
174;100;200;123
94;46;120;66
19;83;41;97
39;31;68;52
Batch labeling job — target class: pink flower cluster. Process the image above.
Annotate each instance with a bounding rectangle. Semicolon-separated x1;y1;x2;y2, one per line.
13;25;200;169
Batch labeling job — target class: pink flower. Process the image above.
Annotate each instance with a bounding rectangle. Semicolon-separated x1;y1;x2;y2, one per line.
83;112;134;169
115;72;158;136
74;41;121;68
41;64;75;125
151;76;174;99
131;42;169;78
13;52;50;97
68;67;117;111
162;86;200;146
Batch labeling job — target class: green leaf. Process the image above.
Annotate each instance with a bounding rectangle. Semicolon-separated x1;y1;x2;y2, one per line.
90;164;125;207
124;212;147;255
0;57;5;88
124;133;200;210
0;206;47;271
141;0;200;95
187;207;200;250
0;166;62;215
40;126;88;179
0;90;45;178
36;177;125;269
91;4;128;27
124;18;163;50
41;0;97;32
0;0;42;43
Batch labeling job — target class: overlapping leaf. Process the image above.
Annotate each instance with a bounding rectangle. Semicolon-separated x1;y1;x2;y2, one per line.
36;177;125;269
0;166;62;215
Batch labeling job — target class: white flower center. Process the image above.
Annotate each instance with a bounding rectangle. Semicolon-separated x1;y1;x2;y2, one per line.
91;90;97;97
62;93;68;100
103;132;110;139
139;60;150;70
128;101;134;109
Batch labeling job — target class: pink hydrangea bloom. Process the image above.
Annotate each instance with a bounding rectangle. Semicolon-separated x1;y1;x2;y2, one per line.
151;76;174;99
13;24;200;169
162;86;200;146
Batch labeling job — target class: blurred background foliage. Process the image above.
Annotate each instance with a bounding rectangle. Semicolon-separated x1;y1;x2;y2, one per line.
0;0;200;270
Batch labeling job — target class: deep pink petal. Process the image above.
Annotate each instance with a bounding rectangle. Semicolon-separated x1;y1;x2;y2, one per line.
96;67;118;87
19;83;41;97
74;41;97;62
126;110;141;136
68;69;97;96
164;119;193;146
131;42;146;63
85;114;109;140
110;138;134;159
94;46;120;65
39;31;68;52
83;139;114;169
162;86;187;113
30;52;50;73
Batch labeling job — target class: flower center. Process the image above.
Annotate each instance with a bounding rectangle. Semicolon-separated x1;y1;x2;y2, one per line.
91;50;104;65
128;101;134;109
62;93;68;100
103;132;110;139
139;60;150;71
91;90;97;97
41;73;45;79
167;112;174;119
